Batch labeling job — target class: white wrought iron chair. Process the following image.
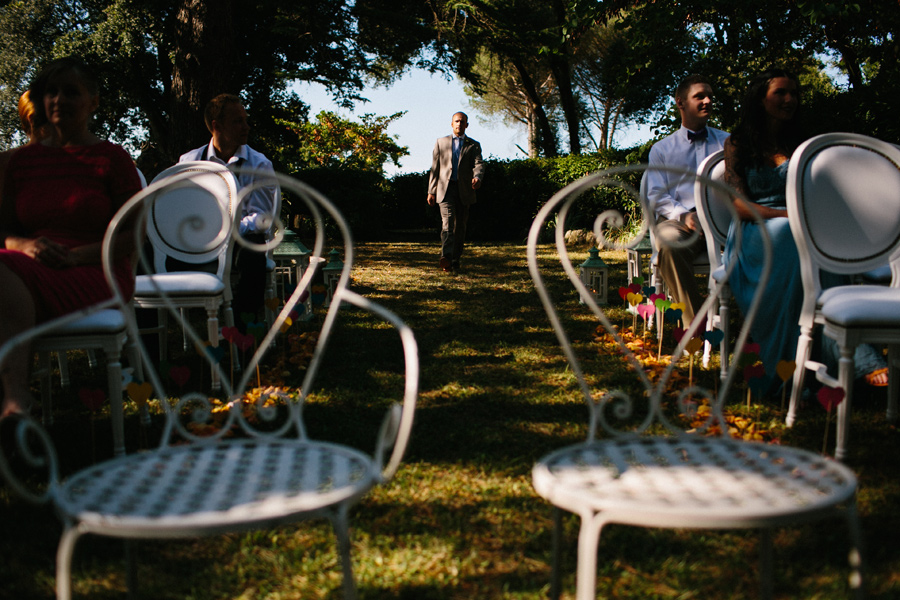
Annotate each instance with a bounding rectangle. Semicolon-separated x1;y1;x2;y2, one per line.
786;132;900;460
529;164;863;600
694;150;733;380
0;167;419;600
133;161;238;391
32;169;148;457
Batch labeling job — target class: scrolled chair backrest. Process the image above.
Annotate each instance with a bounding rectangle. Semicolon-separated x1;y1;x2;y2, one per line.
527;163;767;440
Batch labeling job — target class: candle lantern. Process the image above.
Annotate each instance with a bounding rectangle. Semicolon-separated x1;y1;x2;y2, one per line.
322;248;344;307
579;246;609;305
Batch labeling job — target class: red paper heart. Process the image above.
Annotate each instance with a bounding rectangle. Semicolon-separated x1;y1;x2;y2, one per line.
673;327;685;342
628;283;642;294
618;286;629;301
743;342;761;356
169;365;191;388
743;364;765;380
233;332;255;351
79;388;106;412
221;326;241;343
817;386;845;411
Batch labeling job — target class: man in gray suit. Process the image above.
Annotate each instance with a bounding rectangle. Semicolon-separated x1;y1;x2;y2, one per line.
427;112;485;272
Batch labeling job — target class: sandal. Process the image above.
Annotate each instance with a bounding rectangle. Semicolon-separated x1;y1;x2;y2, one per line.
865;367;889;387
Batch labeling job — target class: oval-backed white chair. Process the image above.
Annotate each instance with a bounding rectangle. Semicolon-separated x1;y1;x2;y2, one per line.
529;164;864;600
133;161;238;391
785;132;900;459
694;150;734;380
0;168;419;600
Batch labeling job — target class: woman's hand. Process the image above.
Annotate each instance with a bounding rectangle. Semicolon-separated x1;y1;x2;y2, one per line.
7;236;70;268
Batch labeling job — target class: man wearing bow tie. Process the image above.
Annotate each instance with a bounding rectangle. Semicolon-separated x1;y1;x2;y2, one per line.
646;75;729;325
427;112;485;273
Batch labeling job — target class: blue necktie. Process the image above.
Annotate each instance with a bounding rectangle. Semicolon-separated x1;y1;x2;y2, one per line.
451;136;461;181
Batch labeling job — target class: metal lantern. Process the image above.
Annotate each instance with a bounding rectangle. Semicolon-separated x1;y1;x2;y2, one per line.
579;246;608;305
322;248;344;307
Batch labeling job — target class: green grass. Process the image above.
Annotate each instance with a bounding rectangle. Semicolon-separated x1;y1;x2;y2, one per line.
2;239;900;599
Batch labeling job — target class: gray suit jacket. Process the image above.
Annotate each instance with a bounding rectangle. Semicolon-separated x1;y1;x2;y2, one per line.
428;135;485;206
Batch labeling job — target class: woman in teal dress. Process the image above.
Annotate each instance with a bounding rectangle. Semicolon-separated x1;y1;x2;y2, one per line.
722;68;886;395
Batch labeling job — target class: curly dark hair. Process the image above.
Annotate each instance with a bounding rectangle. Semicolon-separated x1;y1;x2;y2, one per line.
730;68;807;178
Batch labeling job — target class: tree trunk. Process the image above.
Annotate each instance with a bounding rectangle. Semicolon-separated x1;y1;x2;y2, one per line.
512;57;558;157
168;0;237;161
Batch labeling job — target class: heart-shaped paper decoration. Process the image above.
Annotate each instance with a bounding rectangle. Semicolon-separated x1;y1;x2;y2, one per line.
205;344;225;363
280;317;294;333
127;381;153;407
703;328;724;346
673;327;686;342
628;283;642;294
637;304;655;321
670;302;686;312
642;286;655;297
817;386;845;411
685;337;704;354
654;298;671;311
776;360;796;381
247;322;267;341
743;342;761;356
240;312;256;325
631;275;645;286
264;297;281;312
649;293;666;303
79;388;105;412
221;326;241;343
311;284;327;306
743;364;765;381
169;365;191;388
233;332;255;352
666;308;682;323
626;292;643;306
618;287;630;302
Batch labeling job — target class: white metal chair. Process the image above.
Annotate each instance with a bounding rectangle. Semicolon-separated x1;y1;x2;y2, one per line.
529;164;863;600
786;132;900;459
694;150;733;380
0;167;419;600
133;161;238;391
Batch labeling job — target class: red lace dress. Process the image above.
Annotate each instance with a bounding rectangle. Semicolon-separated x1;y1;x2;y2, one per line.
0;141;142;321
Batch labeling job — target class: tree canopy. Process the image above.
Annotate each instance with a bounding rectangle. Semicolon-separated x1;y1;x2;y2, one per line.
0;0;898;171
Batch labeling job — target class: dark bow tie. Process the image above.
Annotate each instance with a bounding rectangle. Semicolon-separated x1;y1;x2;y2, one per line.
687;128;708;142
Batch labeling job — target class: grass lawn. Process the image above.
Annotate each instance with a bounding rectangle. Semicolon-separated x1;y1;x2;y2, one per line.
2;237;899;599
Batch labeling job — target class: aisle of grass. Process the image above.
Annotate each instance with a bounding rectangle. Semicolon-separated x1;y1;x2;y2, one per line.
2;240;899;599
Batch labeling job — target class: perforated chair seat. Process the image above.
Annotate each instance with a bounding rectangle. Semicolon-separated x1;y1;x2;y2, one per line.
58;439;376;536
533;437;857;530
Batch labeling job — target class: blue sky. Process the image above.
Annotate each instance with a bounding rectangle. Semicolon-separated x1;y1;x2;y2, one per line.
294;69;653;176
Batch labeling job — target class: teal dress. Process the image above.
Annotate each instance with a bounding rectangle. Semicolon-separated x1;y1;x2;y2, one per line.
722;161;883;394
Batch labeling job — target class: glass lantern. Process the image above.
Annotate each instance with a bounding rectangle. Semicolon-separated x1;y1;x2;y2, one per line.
579;246;608;305
322;248;344;307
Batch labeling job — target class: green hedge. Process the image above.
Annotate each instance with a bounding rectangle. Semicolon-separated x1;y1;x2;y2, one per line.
288;148;645;241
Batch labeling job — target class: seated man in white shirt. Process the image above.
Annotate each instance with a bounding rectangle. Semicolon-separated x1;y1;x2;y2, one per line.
646;74;729;326
179;93;277;330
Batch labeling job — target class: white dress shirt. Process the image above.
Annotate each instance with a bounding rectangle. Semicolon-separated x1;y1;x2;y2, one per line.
646;126;729;221
179;142;277;236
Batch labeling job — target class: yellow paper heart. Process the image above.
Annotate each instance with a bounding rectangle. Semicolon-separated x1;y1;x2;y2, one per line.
126;382;153;407
670;302;686;312
626;292;643;306
776;360;796;381
280;317;293;333
264;297;281;311
685;337;703;354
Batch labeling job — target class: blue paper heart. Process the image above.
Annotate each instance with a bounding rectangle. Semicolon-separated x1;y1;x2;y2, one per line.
704;328;724;346
665;308;683;323
205;345;225;364
642;286;656;297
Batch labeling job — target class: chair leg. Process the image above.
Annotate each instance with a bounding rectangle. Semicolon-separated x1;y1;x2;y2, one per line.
835;345;855;461
845;499;865;599
887;345;898;423
105;345;125;457
206;307;221;392
56;527;81;600
58;352;71;387
550;507;563;600
575;512;606;600
719;291;730;384
332;506;358;600
157;309;168;362
787;326;814;427
759;528;774;600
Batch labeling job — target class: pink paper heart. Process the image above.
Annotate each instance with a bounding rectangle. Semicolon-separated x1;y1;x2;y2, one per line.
637;304;655;321
79;388;105;412
649;293;666;303
169;365;191;388
817;386;845;411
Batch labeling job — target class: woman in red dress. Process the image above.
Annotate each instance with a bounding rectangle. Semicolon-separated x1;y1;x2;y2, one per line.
0;56;142;418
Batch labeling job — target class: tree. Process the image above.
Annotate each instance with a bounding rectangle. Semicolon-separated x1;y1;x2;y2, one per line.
276;110;409;174
0;0;435;174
